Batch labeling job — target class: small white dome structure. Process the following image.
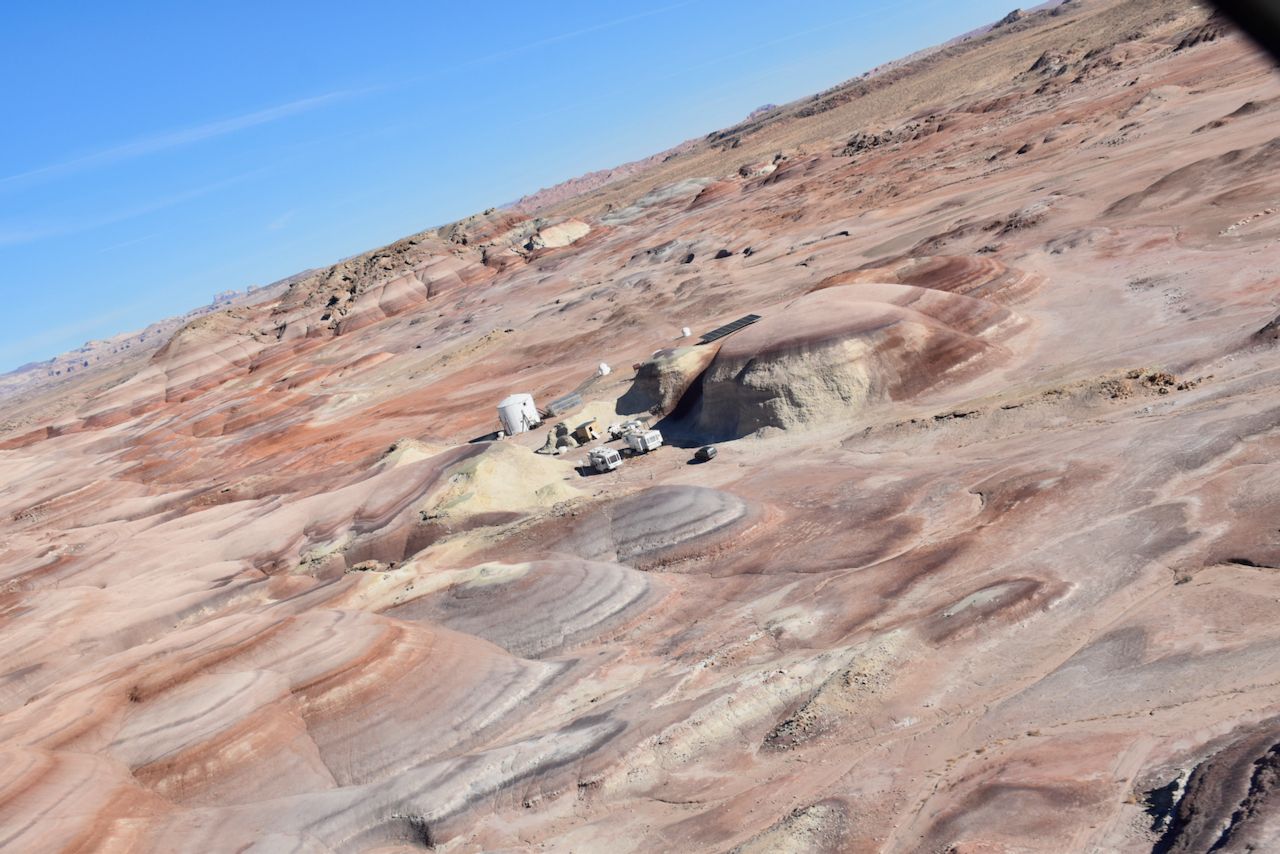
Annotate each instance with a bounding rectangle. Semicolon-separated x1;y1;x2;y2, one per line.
597;362;612;377
497;393;540;435
681;326;692;338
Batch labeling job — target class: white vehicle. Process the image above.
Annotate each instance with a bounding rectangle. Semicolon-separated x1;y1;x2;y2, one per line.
625;429;663;454
588;447;622;473
609;418;647;439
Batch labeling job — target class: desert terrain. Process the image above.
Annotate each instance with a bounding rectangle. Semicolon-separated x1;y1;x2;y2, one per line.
2;0;1280;850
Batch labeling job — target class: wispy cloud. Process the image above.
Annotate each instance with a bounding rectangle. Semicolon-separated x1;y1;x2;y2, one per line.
652;0;928;83
266;209;296;231
504;0;936;132
96;232;161;254
1;91;351;189
2;5;695;195
0;169;266;247
0;225;60;246
462;1;702;67
392;1;702;87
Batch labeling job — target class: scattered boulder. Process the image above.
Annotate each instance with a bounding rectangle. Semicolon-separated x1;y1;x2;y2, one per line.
1175;12;1229;51
1027;50;1072;76
627;240;696;267
524;219;591;251
1255;313;1280;342
992;8;1023;29
738;160;778;178
440;208;530;247
346;560;390;573
997;200;1053;234
837;129;898;157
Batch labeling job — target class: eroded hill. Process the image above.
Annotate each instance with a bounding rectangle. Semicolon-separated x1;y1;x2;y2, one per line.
2;1;1280;850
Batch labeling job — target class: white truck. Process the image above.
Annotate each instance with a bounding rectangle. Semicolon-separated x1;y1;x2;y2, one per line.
625;428;663;454
608;418;646;439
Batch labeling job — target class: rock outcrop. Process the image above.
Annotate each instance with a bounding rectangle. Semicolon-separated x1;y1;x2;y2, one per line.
680;284;1021;440
617;345;719;415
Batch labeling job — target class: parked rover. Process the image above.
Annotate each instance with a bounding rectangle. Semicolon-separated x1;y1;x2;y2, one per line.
625;429;663;454
588;446;622;473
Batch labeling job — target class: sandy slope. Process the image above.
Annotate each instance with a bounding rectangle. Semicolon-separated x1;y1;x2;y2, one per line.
2;1;1280;851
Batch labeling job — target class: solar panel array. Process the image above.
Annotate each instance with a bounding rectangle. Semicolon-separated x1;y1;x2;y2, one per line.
698;313;761;344
545;391;582;417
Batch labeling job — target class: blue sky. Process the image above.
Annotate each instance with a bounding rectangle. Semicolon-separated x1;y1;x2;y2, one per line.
1;0;1019;371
